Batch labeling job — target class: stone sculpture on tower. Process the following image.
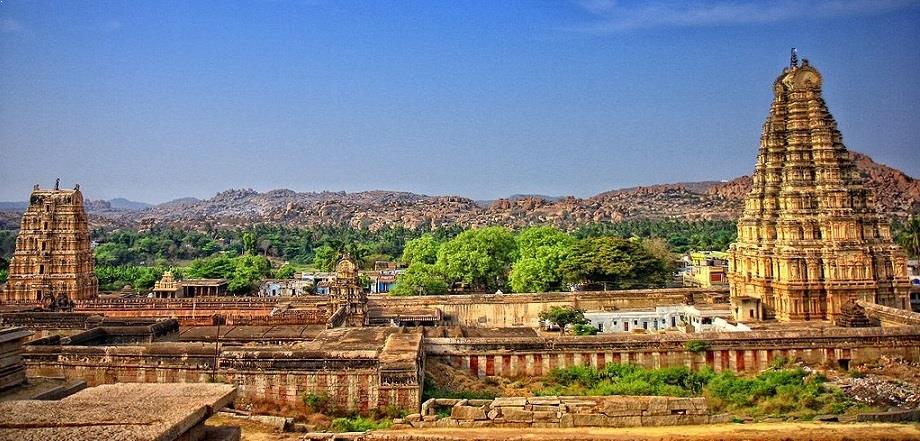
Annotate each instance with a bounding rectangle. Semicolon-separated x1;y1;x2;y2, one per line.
728;54;910;322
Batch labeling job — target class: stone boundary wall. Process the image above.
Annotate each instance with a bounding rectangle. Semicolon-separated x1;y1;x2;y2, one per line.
368;287;727;327
858;301;920;327
74;297;330;326
427;327;920;377
22;334;423;413
397;395;726;429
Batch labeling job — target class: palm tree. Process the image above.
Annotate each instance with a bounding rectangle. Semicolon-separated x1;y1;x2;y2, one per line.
896;217;920;259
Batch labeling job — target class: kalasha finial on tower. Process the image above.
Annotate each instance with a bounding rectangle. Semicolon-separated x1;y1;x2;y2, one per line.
55;178;60;190
790;48;798;68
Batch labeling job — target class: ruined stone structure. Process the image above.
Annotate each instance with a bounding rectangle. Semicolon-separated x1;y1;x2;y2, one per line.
412;395;723;429
2;183;98;304
427;327;920;378
24;328;424;412
326;255;368;327
728;56;910;322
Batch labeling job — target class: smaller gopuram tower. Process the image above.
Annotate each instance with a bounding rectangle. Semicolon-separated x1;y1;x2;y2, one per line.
328;255;368;327
2;181;98;304
727;53;910;322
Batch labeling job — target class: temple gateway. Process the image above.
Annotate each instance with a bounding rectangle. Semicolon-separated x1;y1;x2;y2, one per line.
1;182;98;305
728;55;911;322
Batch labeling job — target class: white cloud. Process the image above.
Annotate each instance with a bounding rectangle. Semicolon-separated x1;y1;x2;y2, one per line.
0;18;23;33
570;0;919;32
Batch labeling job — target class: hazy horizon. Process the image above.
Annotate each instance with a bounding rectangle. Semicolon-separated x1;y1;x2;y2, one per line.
2;1;919;203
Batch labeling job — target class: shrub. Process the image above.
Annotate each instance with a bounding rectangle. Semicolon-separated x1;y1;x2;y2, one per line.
302;392;332;414
685;340;710;353
330;416;390;432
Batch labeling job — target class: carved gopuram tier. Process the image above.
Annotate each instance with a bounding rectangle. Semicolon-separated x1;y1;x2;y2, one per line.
728;58;910;322
2;184;98;303
327;255;368;327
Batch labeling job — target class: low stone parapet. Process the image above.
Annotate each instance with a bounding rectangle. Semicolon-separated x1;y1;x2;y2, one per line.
404;395;729;429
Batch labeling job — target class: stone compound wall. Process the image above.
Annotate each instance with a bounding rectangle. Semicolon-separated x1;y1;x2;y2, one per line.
858;300;920;327
427;327;920;377
22;332;424;413
72;297;330;326
368;287;726;328
398;395;725;429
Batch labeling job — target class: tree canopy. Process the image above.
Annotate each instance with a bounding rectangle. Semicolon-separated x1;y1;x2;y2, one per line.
435;226;517;292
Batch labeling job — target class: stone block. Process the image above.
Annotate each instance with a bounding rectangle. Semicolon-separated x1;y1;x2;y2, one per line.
451;405;488;421
434;418;459;428
435;398;460;406
532;411;559;422
458;420;494;428
389;423;411;430
604;416;643;428
559;413;574;428
571;413;609;427
642;414;708;426
422;415;438;422
642;397;672;416
487;409;501;419
495;422;531;428
528;396;561;406
405;413;421;423
467;399;493;407
491;397;526;407
531;405;558;412
501;408;534;423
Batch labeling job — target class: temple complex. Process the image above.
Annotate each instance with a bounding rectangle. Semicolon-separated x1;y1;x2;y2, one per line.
1;182;98;305
728;55;911;322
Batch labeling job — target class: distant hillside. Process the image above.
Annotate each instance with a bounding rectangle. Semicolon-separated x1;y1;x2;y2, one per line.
2;151;916;231
109;198;153;210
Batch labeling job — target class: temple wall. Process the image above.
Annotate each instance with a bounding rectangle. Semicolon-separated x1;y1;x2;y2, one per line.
426;327;920;377
368;288;726;327
22;342;421;413
72;297;330;326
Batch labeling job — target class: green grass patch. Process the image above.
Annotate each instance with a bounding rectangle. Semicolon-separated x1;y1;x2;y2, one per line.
329;416;391;432
535;363;857;418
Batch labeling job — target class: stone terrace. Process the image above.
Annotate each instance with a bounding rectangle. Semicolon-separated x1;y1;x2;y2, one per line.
0;383;238;441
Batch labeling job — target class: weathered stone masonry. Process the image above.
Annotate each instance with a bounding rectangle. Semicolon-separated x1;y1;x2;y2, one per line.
22;329;424;412
426;327;920;378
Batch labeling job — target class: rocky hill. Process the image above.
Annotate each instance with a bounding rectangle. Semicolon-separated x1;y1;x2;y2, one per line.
1;151;916;231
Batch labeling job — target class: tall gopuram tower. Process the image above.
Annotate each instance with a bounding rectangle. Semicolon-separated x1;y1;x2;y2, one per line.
728;54;910;322
2;181;98;305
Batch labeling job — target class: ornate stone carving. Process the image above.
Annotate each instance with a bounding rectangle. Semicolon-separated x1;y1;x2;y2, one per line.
2;183;98;303
728;59;911;322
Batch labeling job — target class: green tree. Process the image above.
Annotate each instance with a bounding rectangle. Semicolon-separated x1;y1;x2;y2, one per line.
559;236;670;290
896;216;920;259
510;227;576;293
242;232;256;255
312;245;337;271
401;234;440;265
391;262;449;296
539;306;590;336
436;227;517;292
274;264;296;279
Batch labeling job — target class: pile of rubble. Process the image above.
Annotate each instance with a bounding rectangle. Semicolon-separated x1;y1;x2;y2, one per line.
840;376;920;409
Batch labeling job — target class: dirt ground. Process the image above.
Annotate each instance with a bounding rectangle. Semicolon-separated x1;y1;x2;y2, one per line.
208;418;920;441
365;423;920;441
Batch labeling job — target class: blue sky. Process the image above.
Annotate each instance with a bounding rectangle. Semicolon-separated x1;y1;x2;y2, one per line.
1;0;918;203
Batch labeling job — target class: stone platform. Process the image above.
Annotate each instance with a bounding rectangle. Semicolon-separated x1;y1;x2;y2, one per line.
0;383;238;441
